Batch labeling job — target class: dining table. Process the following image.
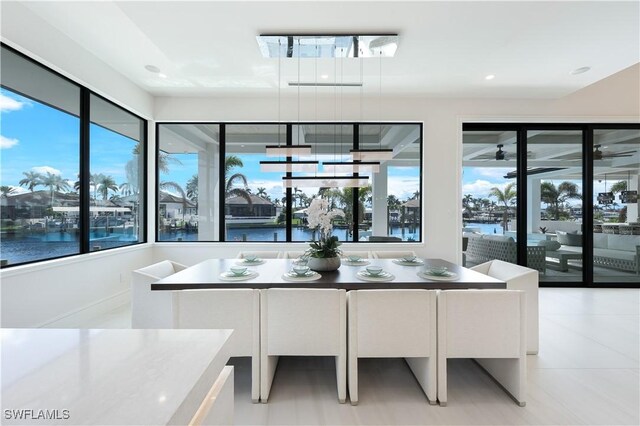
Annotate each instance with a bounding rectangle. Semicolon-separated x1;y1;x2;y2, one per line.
151;258;505;291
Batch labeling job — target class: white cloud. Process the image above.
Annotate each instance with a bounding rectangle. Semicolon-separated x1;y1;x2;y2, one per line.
462;179;513;199
0;93;26;112
7;186;27;195
388;176;419;201
476;168;512;180
0;135;19;149
32;166;61;176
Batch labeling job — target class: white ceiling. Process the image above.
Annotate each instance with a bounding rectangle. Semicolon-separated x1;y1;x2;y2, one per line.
11;1;640;98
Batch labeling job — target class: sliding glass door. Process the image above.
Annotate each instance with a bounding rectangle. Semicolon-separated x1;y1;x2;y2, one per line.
463;123;639;287
592;128;640;283
526;129;583;283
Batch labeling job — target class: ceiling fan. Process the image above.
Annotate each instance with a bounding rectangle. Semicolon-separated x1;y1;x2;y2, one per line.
594;144;636;160
471;144;533;161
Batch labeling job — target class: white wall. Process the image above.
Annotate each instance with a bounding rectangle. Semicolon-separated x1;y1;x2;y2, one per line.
0;2;153;119
1;245;153;328
153;63;640;264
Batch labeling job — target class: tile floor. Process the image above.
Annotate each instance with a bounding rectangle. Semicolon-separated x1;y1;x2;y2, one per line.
76;288;639;425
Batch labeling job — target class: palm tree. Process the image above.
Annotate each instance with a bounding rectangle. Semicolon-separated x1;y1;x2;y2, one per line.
133;142;180;174
19;171;42;192
96;175;118;200
540;181;581;220
489;182;517;232
186;174;198;201
256;187;267;199
119;181;136;197
462;194;474;218
0;186;17;198
40;172;70;205
387;194;401;230
225;155;252;212
610;181;627;196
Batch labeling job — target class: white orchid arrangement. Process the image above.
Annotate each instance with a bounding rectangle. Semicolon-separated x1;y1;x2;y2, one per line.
305;197;344;258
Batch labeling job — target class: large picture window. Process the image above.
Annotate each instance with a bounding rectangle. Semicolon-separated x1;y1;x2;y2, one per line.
0;45;146;268
156;122;423;243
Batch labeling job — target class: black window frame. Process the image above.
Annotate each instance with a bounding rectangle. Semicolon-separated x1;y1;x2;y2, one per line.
156;121;423;244
0;43;148;269
463;122;640;288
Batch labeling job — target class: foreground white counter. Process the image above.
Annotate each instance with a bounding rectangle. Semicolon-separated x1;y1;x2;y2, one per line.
1;329;233;425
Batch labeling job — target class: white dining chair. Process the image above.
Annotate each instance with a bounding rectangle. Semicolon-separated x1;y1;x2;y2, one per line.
470;260;539;354
437;289;526;407
283;251;306;259
174;289;261;403
131;260;186;329
341;251;373;259
236;251;283;259
372;250;417;259
260;288;347;403
347;290;437;405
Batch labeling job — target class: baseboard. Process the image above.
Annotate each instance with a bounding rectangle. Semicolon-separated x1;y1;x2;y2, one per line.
38;289;130;328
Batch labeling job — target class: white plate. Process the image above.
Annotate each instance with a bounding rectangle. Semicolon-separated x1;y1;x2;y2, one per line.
356;270;395;282
219;271;259;281
392;259;424;266
236;259;265;266
342;259;370;266
417;271;459;281
282;271;322;282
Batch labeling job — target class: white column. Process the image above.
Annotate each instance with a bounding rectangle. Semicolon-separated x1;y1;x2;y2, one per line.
197;144;220;240
371;163;388;237
527;178;541;234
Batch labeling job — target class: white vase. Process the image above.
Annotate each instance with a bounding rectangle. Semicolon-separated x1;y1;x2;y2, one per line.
308;256;341;272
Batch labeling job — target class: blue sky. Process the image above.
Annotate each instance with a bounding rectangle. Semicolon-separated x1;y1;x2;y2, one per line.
1;88;138;195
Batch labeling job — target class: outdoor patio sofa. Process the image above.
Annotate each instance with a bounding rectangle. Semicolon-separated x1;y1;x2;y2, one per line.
557;231;640;274
463;234;546;273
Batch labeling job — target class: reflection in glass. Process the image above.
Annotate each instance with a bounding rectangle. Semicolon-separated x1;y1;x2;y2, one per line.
89;95;145;251
593;128;640;284
0;47;81;266
462;131;518;266
157;124;220;242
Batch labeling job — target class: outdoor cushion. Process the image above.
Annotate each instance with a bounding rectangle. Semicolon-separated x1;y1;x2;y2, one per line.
482;235;515;243
537;240;561;251
594;248;637;262
557;231;581;247
608;235;640;252
594;233;609;249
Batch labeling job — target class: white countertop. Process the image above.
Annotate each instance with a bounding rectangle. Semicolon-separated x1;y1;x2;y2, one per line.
1;328;232;425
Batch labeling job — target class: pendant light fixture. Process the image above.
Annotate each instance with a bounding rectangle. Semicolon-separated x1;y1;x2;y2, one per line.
350;48;392;161
322;42;381;174
284;44;369;188
261;37;317;169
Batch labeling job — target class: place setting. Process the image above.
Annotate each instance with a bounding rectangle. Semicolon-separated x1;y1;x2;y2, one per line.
356;265;395;282
282;264;322;282
392;254;425;266
417;265;458;281
236;254;266;266
219;266;259;281
342;254;370;266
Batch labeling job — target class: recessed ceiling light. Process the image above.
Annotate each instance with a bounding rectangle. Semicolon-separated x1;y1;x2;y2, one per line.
485;74;495;80
571;66;591;75
158;73;168;79
321;74;329;79
145;64;160;73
